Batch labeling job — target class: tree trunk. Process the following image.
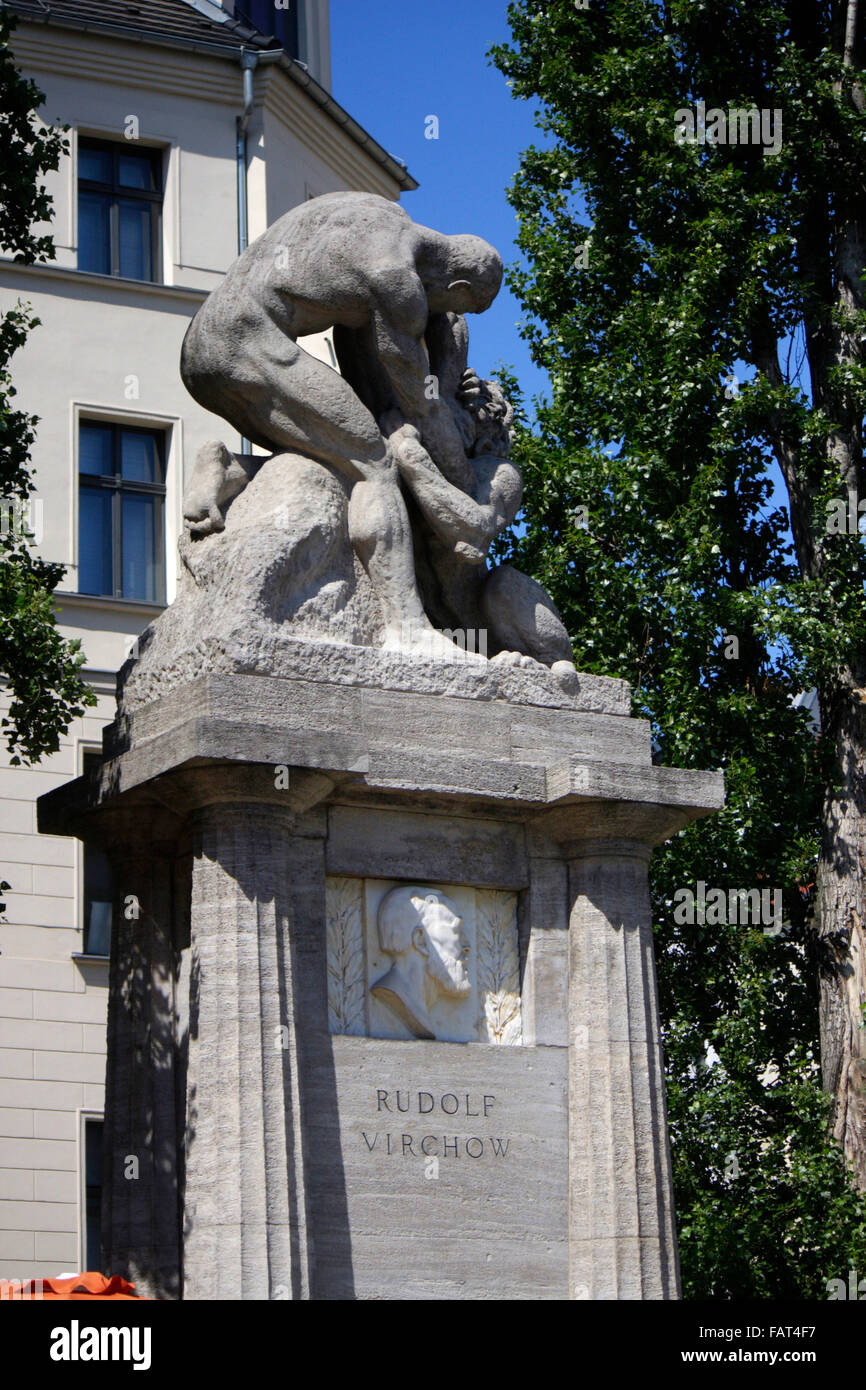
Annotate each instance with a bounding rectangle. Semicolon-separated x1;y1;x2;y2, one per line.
816;671;866;1187
781;3;866;1185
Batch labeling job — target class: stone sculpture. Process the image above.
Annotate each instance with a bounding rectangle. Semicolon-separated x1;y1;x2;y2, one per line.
170;191;577;692
36;186;726;1302
370;885;471;1040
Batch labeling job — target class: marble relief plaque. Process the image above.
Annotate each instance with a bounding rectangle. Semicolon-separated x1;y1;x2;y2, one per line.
325;877;522;1045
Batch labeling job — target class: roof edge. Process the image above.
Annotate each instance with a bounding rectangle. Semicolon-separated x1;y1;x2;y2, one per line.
7;7;419;192
276;56;417;192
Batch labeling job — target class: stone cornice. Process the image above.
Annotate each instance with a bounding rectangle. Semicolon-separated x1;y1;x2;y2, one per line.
9;20;415;193
10;27;243;105
0;259;208;305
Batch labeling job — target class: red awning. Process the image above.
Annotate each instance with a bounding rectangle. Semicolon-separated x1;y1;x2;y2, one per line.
2;1272;142;1300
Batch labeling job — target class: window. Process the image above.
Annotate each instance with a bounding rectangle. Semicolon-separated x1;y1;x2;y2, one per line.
82;752;113;957
77;137;163;282
78;421;166;603
82;1117;104;1271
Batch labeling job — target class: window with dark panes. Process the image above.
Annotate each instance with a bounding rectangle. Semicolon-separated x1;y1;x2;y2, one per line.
83;1118;104;1270
78;137;163;282
82;752;113;957
78;421;166;603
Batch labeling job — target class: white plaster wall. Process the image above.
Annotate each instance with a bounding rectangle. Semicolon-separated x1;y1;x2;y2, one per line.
24;57;241;290
0;690;114;1283
0;14;405;1282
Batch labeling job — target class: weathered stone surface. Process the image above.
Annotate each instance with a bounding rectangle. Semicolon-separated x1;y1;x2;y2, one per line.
100;824;179;1301
306;1038;569;1300
118;631;628;719
126;192;583;693
183;804;308;1301
565;843;679;1300
520;855;569;1049
106;666;643;791
37;674;722;1301
177;451;382;647
325;805;529;889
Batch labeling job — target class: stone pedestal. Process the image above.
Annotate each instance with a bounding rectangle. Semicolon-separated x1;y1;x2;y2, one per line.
565;841;677;1299
38;650;722;1300
183;804;308;1300
91;814;180;1300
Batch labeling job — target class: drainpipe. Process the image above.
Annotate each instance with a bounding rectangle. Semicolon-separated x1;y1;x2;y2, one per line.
232;47;294;452
235;48;257;451
236;48;258;255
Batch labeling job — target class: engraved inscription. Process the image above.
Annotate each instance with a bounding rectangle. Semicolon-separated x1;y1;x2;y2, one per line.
374;1089;496;1115
361;1088;510;1158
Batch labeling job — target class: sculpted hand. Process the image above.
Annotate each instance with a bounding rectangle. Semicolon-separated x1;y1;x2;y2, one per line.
379;410;426;471
389;424;429;474
449;370;482;448
456;367;483;407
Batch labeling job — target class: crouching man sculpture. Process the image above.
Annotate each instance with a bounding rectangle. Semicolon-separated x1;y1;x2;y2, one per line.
173;191;576;690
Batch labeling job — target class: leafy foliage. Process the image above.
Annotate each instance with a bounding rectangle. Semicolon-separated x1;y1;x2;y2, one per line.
491;0;866;1295
0;11;95;907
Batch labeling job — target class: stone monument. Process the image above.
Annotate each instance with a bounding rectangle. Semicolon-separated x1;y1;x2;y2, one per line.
38;191;723;1300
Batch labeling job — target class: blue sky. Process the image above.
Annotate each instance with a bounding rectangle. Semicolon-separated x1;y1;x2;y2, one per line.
329;2;792;537
330;0;551;407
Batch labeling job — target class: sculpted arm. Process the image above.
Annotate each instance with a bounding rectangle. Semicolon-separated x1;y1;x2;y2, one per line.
390;424;521;563
370;271;475;492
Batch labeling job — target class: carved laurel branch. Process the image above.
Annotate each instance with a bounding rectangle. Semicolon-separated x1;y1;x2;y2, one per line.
475;890;522;1046
325;876;366;1035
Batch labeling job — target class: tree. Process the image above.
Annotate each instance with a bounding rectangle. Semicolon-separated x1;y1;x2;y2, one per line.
0;11;95;905
490;0;866;1291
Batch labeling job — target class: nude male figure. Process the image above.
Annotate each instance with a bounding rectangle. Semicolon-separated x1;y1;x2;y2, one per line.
384;405;578;689
180;191;502;657
380;311;578;691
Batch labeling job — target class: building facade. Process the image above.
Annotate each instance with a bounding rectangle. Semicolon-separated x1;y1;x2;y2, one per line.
0;0;413;1284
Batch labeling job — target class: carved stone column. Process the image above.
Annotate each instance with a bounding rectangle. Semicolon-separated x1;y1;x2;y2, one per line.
565;838;679;1300
182;803;310;1301
101;826;180;1299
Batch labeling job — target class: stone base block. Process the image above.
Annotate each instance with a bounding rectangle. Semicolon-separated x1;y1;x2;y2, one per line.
37;651;722;1299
